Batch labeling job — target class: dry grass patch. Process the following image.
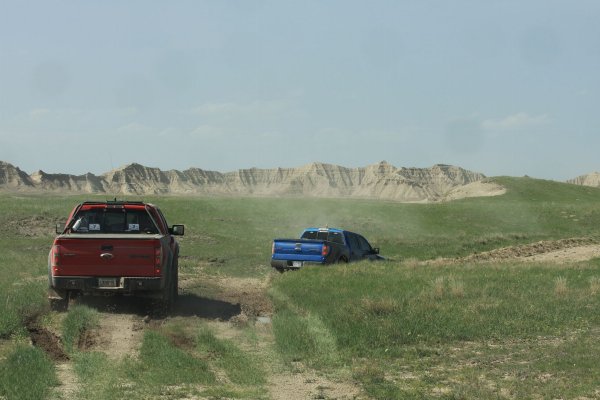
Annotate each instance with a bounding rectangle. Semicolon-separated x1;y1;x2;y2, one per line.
402;257;422;268
448;276;465;298
554;276;568;297
589;277;600;295
429;276;465;299
360;297;398;316
433;276;445;299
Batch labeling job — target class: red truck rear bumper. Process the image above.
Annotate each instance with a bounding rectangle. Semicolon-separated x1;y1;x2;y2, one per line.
50;276;162;294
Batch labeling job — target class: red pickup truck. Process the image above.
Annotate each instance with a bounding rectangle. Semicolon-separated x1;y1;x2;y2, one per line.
48;201;184;311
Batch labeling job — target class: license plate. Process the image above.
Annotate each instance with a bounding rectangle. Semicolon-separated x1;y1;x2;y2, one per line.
98;278;117;288
292;261;303;268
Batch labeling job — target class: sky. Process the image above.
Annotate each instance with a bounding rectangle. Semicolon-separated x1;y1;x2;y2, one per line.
1;1;599;180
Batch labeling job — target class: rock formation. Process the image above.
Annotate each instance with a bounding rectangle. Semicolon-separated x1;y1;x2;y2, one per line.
0;160;495;202
0;161;35;189
567;172;600;188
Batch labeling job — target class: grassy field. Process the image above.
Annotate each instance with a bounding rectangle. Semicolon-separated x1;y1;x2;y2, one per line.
1;177;600;399
272;260;600;398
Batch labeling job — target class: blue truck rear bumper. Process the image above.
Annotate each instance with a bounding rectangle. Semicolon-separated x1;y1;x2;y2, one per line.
271;259;325;270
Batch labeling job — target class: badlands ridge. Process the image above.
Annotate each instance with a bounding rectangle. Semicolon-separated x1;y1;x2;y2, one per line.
567;172;600;188
2;160;506;202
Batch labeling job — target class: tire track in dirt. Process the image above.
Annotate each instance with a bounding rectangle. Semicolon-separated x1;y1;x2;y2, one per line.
425;237;600;265
92;312;144;360
50;272;363;399
25;318;75;400
204;309;365;400
69;296;151;361
179;273;273;319
523;244;600;264
268;371;363;400
465;237;600;263
190;272;366;400
53;362;78;399
48;297;149;398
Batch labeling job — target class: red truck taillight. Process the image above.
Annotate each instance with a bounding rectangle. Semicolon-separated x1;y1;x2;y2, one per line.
322;244;329;257
51;244;61;275
154;246;163;275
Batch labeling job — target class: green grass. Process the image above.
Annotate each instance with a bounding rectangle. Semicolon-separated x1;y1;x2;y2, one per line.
273;259;600;351
68;323;268;400
61;305;100;354
71;352;124;400
67;322;266;400
70;330;216;400
1;177;600;280
2;177;600;398
196;326;267;386
151;177;600;266
128;330;216;387
0;345;58;400
0;278;48;338
271;299;339;368
271;260;600;398
352;323;600;399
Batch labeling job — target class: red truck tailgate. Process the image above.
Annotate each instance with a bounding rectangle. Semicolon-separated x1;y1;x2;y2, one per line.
53;235;160;277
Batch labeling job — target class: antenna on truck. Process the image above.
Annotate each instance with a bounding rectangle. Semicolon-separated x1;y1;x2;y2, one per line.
108;152;118;201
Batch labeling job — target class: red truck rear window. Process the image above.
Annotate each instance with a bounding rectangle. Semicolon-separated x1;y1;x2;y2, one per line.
71;208;159;234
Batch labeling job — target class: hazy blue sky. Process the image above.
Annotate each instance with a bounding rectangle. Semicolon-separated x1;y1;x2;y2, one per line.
1;1;599;180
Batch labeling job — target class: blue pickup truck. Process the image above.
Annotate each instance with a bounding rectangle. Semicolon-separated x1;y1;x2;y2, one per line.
271;227;383;272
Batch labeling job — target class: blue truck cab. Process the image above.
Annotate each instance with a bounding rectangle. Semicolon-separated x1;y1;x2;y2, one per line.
271;227;382;272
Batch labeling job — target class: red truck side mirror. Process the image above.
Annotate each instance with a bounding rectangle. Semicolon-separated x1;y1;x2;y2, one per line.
170;225;185;236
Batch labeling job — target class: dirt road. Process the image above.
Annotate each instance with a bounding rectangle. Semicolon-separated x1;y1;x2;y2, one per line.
45;272;364;399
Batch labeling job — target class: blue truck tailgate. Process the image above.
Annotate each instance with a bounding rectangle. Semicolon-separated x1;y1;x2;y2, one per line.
272;239;326;264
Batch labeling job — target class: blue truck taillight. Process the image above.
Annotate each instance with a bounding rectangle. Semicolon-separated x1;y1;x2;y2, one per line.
322;244;329;257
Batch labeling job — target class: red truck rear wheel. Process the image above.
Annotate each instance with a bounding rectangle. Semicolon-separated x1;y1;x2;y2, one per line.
173;261;179;302
49;289;69;312
156;263;178;314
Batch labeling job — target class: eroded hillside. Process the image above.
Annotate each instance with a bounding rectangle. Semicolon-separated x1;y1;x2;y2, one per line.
0;160;500;202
